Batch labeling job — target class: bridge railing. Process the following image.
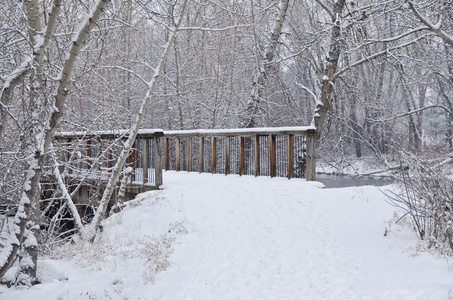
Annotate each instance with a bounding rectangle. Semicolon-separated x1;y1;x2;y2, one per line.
55;127;316;194
55;130;164;192
162;127;316;181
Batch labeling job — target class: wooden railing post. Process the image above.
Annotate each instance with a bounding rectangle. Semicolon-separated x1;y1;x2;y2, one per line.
188;137;192;172
239;136;244;176
176;137;181;171
164;137;169;171
86;139;92;169
211;137;217;174
107;140;113;173
142;138;149;184
96;137;102;178
154;135;163;187
255;135;260;177
65;138;73;175
225;137;230;175
130;141;136;182
288;134;294;179
200;137;204;173
305;130;316;181
269;135;276;178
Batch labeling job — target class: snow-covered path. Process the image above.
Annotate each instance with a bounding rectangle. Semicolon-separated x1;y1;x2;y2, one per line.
152;172;452;300
1;171;452;299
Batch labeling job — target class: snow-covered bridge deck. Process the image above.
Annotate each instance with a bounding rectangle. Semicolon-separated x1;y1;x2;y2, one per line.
54;126;316;201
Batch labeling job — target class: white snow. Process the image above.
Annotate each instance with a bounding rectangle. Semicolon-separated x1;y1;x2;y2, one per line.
57;126;316;138
164;126;316;136
1;172;452;299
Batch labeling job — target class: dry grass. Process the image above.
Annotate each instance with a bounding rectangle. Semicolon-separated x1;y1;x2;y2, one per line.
50;219;188;284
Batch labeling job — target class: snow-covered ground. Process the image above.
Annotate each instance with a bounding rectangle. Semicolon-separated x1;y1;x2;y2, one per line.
1;171;452;299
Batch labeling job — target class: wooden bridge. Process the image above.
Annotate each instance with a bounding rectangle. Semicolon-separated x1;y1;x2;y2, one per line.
55;127;316;202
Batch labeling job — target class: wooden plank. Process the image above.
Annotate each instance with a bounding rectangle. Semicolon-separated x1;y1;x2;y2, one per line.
211;137;217;174
200;137;204;173
225;137;230;175
255;135;260;177
288;134;294;179
239;136;244;176
176;137;181;171
270;135;276;178
188;137;192;172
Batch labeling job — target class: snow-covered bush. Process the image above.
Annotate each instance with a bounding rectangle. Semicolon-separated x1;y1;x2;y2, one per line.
385;151;453;251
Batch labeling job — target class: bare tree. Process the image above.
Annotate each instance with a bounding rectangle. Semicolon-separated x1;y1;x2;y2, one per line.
0;0;112;286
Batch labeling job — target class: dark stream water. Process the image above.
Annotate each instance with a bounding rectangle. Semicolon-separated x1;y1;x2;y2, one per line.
316;174;394;188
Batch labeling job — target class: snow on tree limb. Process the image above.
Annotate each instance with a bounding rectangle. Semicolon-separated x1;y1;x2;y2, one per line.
53;163;84;233
407;0;453;47
333;35;426;80
178;24;254;31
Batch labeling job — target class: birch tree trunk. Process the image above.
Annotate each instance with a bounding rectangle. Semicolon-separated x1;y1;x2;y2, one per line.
0;0;62;285
242;0;290;128
0;0;111;285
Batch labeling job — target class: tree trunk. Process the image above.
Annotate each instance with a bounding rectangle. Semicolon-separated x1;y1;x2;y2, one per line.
312;0;346;141
243;0;290;128
0;0;110;285
350;94;362;158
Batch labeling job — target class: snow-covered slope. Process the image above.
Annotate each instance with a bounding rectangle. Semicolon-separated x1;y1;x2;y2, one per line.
1;172;452;299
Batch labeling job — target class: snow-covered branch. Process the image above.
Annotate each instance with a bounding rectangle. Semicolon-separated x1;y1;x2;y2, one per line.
333;35;426;80
178;24;254;32
96;66;148;86
380;104;452;122
407;1;453;47
343;26;429;58
295;82;318;104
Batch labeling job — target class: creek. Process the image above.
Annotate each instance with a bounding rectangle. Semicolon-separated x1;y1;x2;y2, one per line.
316;174;394;189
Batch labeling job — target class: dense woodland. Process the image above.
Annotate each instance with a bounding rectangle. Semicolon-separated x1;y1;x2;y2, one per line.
1;0;453;287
